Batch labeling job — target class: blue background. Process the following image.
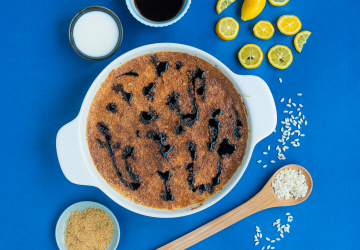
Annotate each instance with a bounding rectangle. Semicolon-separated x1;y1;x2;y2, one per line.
1;0;359;249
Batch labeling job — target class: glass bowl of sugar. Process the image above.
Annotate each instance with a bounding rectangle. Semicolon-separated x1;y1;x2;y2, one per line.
69;6;123;61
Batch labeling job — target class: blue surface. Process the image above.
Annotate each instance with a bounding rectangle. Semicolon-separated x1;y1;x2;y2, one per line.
0;0;359;249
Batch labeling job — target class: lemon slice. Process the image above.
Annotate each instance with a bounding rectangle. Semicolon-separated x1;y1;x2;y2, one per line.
294;30;311;52
238;44;263;69
253;21;274;40
268;0;289;6
267;45;293;69
215;17;239;41
216;0;236;14
277;15;302;35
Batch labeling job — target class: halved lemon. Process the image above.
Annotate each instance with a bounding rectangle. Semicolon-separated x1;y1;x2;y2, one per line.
216;0;236;14
294;30;311;52
238;44;263;69
241;0;266;21
267;45;293;69
268;0;289;6
253;21;274;40
215;17;239;41
277;15;302;35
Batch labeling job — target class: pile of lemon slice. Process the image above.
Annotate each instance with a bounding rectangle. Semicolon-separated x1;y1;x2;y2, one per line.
215;0;312;69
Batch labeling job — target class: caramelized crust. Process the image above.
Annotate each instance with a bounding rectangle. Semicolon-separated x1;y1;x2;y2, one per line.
87;52;248;209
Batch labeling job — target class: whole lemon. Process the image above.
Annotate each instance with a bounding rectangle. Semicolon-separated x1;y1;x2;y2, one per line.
241;0;266;21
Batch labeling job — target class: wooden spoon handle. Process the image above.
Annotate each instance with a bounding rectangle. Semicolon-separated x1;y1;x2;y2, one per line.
158;189;273;250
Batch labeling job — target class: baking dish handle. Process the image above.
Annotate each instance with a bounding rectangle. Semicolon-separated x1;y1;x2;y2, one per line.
56;116;97;187
233;74;277;144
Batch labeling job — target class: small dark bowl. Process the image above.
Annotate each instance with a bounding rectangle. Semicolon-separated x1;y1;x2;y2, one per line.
69;6;123;61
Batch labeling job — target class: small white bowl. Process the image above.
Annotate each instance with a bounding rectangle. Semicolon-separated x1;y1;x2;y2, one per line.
125;0;191;27
55;201;120;250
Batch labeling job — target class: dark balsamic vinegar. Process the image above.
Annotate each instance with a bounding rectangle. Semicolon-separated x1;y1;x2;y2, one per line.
134;0;185;22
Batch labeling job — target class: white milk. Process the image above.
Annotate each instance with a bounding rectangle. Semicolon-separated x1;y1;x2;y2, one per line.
73;11;119;57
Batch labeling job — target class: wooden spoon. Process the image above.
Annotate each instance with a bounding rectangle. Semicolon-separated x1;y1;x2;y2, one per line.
158;164;313;250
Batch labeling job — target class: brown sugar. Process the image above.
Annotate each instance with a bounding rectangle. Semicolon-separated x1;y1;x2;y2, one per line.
64;207;114;250
87;52;248;209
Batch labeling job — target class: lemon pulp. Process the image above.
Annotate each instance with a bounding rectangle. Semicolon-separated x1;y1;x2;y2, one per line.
215;17;239;40
277;15;302;35
238;44;263;69
267;45;293;69
294;30;311;52
253;21;274;40
216;0;236;14
268;0;289;6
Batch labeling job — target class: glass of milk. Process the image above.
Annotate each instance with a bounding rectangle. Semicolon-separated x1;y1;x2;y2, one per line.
69;6;123;61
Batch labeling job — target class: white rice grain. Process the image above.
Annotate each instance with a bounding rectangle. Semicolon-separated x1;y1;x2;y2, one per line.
272;168;308;199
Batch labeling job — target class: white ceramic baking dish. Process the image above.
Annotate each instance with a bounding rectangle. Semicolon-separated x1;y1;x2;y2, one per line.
56;43;277;218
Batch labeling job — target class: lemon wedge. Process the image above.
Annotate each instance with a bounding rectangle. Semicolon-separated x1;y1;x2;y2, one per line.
238;44;263;69
216;0;236;14
215;17;239;40
277;15;302;35
268;0;289;6
267;45;293;69
253;21;274;40
241;0;266;21
294;30;311;52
